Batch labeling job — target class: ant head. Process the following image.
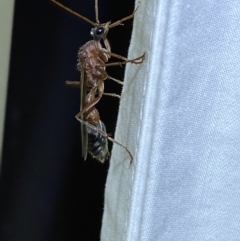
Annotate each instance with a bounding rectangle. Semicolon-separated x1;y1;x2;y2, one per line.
90;22;111;41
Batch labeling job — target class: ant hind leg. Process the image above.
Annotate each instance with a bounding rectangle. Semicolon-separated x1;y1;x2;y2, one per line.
75;117;133;163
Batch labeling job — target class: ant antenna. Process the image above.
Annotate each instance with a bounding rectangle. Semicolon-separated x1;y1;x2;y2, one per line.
51;0;95;26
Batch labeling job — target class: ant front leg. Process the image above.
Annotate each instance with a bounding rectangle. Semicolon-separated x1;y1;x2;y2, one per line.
101;51;145;67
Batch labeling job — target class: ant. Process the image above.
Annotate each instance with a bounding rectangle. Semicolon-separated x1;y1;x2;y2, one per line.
51;0;145;163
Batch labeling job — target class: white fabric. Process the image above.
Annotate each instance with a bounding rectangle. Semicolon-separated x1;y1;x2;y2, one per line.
101;0;240;240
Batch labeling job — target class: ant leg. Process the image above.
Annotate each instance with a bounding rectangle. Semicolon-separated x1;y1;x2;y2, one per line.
76;81;104;118
101;52;145;67
66;80;120;98
107;76;124;85
77;96;101;119
75;117;133;163
66;80;80;88
103;93;121;99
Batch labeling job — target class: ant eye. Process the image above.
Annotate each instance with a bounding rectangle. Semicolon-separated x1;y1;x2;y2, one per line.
96;27;104;36
91;26;106;41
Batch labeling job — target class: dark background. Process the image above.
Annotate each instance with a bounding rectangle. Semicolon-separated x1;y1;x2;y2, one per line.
0;0;134;240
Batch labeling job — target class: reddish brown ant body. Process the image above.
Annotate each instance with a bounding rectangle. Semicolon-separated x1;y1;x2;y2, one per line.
51;0;144;163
